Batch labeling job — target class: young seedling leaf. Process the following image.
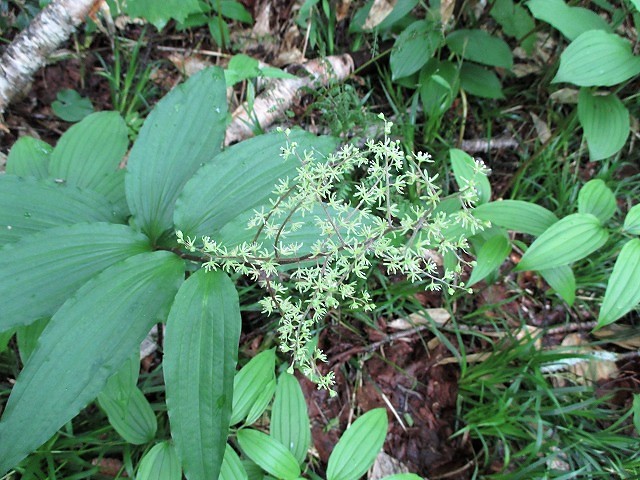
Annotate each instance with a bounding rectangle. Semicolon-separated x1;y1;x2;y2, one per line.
526;0;612;40
577;179;616;223
577;90;629;161
597;239;640;329
468;234;511;286
51;88;94;122
271;373;311;465
164;269;242;480
552;31;640;86
515;213;608;271
473;200;558;236
0;252;184;474
137;442;182;480
460;62;505;99
230;349;277;425
446;29;513;69
6;136;52;179
0;175;125;245
237;429;301;480
623;204;640;234
0;223;150;331
390;20;442;79
126;67;227;242
326;408;388;480
450;149;491;204
220;444;249;480
540;265;576;306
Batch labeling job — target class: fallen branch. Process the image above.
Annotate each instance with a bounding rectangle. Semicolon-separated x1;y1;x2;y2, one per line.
0;0;100;114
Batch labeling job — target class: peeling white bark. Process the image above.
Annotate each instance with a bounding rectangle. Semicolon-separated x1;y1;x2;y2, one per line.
0;0;99;113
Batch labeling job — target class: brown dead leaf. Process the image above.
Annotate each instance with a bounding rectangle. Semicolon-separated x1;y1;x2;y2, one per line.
530;112;551;144
370;451;411;479
558;334;619;384
168;54;212;77
550;88;579;104
363;0;397;30
91;458;127;477
594;323;640;350
388;308;450;330
440;0;456;25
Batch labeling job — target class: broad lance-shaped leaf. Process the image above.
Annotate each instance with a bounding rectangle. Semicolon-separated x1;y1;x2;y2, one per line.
48;111;129;208
126;67;227;242
326;408;388;480
0;175;125;245
515;213;608;272
174;130;338;239
136;441;182;480
237;429;301;480
540;265;576;306
578;89;629;161
460;62;504;99
0;223;151;332
16;318;49;363
220;444;248;480
445;29;513;69
468;234;511;287
125;0;200;29
389;20;442;80
577;179;616;223
164;269;241;480
271;372;311;465
450;149;491;204
474;200;558;236
230;349;276;425
623;204;640;234
0;251;184;474
598;239;640;329
244;378;276;426
6;136;52;179
526;0;611;41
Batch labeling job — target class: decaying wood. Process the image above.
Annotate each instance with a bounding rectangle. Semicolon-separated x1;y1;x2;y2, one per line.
224;54;354;145
0;0;100;114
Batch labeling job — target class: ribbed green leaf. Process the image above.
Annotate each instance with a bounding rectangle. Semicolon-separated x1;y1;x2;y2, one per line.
473;200;558;236
540;265;576;306
230;349;276;425
271;373;311;465
389;20;442;79
419;59;460;116
137;442;182;480
578;89;629;160
450;149;491;204
623;204;640;234
237;429;301;480
0;175;125;245
491;0;535;51
126;67;227;242
515;213;608;271
0;251;184;474
326;408;388;480
6;136;52;179
526;0;611;40
16;318;49;362
245;378;276;426
468;234;511;286
174;130;337;239
598;239;640;328
0;223;150;331
552;31;640;86
125;0;200;29
48;111;128;208
577;179;616;223
460;62;504;99
446;29;513;69
98;355;157;445
220;444;248;480
164;269;241;480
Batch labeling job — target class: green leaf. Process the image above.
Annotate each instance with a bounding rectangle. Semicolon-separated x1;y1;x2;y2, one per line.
577;89;629;160
98;356;157;445
164;269;242;480
446;29;513;69
51;89;94;122
245;378;276;426
126;67;227;242
49;111;129;209
125;0;201;29
16;318;49;363
174;130;337;239
326;408;388;480
633;394;640;434
577;179;616;223
552;31;640;86
540;265;576;306
237;429;301;480
216;0;253;23
597;239;640;328
459;62;505;99
623;204;640;234
0;223;150;331
390;20;442;80
230;349;276;425
526;0;612;40
515;213;608;271
0;175;125;245
137;442;182;480
419;59;460;116
468;234;511;286
6;136;52;179
220;444;248;480
0;251;184;474
491;0;536;52
473;200;558;236
450;148;491;204
271;373;311;465
380;475;423;480
376;0;420;30
225;54;261;86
